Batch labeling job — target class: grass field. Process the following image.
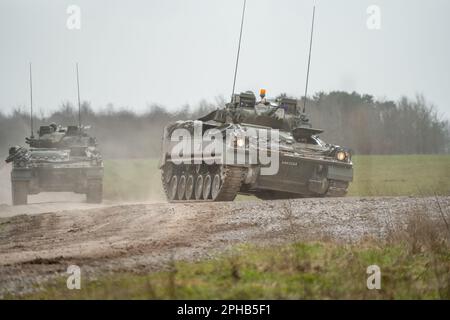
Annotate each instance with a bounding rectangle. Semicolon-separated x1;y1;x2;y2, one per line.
103;158;164;201
348;155;450;197
102;155;450;201
22;214;450;299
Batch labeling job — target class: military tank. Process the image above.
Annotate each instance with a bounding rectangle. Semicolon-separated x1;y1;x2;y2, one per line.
5;123;104;205
159;90;353;202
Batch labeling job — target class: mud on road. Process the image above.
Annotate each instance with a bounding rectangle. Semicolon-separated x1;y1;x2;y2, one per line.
0;196;449;297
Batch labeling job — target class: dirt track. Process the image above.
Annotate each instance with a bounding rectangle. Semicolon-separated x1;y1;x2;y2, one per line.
0;196;449;297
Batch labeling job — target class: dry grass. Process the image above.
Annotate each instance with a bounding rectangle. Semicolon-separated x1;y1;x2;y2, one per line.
384;201;450;299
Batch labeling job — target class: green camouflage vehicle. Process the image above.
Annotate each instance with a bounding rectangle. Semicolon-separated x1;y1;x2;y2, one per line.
5;124;103;205
159;90;353;202
159;2;352;202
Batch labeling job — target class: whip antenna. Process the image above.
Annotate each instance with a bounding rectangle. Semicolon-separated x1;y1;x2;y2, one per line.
76;63;82;129
29;63;34;138
302;4;316;113
231;0;247;100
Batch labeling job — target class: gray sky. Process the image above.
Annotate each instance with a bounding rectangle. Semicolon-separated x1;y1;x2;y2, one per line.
1;0;449;119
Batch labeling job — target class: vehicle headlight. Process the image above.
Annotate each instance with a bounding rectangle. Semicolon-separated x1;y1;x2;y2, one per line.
236;136;246;148
336;151;346;161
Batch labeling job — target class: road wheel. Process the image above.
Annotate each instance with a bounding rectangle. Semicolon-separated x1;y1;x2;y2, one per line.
177;175;187;200
12;181;28;206
86;180;103;203
185;175;194;200
211;174;221;200
168;175;178;201
203;174;212;200
195;175;203;200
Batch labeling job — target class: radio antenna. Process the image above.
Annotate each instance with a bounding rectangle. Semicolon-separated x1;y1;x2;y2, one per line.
76;63;82;129
29;63;34;138
302;4;316;113
231;0;247;100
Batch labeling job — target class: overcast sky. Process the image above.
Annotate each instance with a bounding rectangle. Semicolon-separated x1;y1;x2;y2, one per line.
1;0;449;119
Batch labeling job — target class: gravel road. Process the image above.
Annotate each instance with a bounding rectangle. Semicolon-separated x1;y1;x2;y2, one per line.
0;196;449;297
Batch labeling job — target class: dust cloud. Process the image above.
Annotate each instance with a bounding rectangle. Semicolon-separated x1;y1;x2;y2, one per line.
0;163;11;205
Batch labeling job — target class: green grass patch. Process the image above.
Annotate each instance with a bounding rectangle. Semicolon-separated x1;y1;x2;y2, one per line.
22;239;450;300
349;155;450;197
102;155;450;201
103;158;165;201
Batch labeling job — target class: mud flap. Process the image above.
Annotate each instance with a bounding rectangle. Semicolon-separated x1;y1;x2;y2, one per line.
12;180;29;205
86;180;103;203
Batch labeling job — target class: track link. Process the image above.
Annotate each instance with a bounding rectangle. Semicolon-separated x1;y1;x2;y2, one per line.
255;179;349;199
214;166;245;201
325;180;349;197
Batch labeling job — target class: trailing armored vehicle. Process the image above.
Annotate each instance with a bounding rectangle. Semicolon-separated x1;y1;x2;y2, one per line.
5;63;102;205
159;90;353;202
5;124;104;205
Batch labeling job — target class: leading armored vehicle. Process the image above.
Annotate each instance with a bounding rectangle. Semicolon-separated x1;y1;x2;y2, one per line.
159;2;352;202
159;90;353;202
5;124;104;205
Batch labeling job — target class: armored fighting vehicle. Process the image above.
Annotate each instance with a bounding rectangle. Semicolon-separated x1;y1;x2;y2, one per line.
5;124;103;205
159;2;353;201
159;90;353;202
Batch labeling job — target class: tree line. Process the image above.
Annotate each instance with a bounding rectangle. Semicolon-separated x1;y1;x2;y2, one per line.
307;92;449;154
0;91;448;159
